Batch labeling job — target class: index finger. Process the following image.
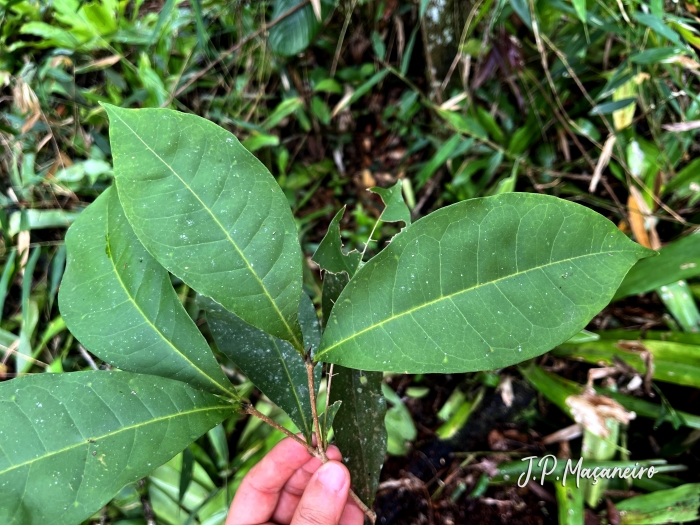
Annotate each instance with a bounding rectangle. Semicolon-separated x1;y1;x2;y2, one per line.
227;437;316;525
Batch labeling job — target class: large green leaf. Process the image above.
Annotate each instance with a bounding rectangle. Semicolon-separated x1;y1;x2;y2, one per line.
59;187;233;396
103;105;304;350
316;193;653;373
202;293;320;442
322;274;386;507
0;371;234;525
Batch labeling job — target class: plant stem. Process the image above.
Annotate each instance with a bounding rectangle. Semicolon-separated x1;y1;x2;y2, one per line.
305;353;328;462
242;401;377;522
241;403;316;455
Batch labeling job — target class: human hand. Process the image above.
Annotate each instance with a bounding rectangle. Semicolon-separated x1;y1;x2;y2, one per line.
226;437;365;525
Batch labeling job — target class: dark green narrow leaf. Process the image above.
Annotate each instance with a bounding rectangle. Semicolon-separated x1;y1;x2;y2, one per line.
0;371;235;525
321;400;342;448
202;293;320;442
589;98;637;115
150;0;177;45
330;367;387;506
317;193;653;373
179;447;194;503
0;250;16;324
59;187;233;396
322;275;387;507
104;104;304;350
312;207;361;276
17;247;41;373
370;180;411;226
268;0;333;56
321;272;349;328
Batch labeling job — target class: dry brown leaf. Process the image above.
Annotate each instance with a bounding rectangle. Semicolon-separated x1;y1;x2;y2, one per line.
627;186;654;249
17;230;30;276
565;389;635;437
589;135;616;192
663;120;700;132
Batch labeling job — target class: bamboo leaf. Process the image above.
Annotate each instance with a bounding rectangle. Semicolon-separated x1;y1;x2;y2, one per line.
0;371;234;525
103;105;304;350
317;193;653;373
59;187;233;396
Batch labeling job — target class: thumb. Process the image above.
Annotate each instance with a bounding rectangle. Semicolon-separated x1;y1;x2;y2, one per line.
291;461;351;525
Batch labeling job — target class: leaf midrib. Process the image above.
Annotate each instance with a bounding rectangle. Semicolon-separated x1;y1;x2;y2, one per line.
317;250;629;359
106;203;233;397
0;405;228;476
270;337;311;438
112;112;302;351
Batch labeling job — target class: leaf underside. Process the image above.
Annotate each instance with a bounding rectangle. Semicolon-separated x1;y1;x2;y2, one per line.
104;104;304;349
59;187;233;396
317;193;653;373
0;371;234;525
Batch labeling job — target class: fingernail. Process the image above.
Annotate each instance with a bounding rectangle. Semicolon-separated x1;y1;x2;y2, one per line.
317;462;347;493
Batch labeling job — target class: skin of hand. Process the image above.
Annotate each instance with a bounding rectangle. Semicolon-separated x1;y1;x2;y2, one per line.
226;437;365;525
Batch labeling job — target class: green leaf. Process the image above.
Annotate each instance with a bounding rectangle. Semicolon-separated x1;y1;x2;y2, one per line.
571;0;586;24
202;293;320;442
330;367;386;506
617;483;700;524
322;274;386;506
59;188;233;396
589;98;637;115
665;158;700;196
0;371;234;525
382;383;417;455
614;233;700;299
103;104;304;350
415;134;462;189
659;281;700;332
268;0;333;56
312;207;361;276
633;12;684;48
316;193;653;373
321;400;342;448
370;180;411;227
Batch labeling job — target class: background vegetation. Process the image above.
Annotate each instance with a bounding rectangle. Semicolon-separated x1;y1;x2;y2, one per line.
1;0;700;523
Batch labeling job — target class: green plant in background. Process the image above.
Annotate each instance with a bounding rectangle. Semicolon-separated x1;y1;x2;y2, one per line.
0;105;651;524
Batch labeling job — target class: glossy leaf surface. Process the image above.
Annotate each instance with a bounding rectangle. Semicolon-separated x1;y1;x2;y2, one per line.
202;293;320;442
59;187;233;396
0;371;234;525
317;193;653;373
104;105;304;349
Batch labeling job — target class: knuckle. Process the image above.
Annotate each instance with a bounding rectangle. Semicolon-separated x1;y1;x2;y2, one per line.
295;504;335;525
